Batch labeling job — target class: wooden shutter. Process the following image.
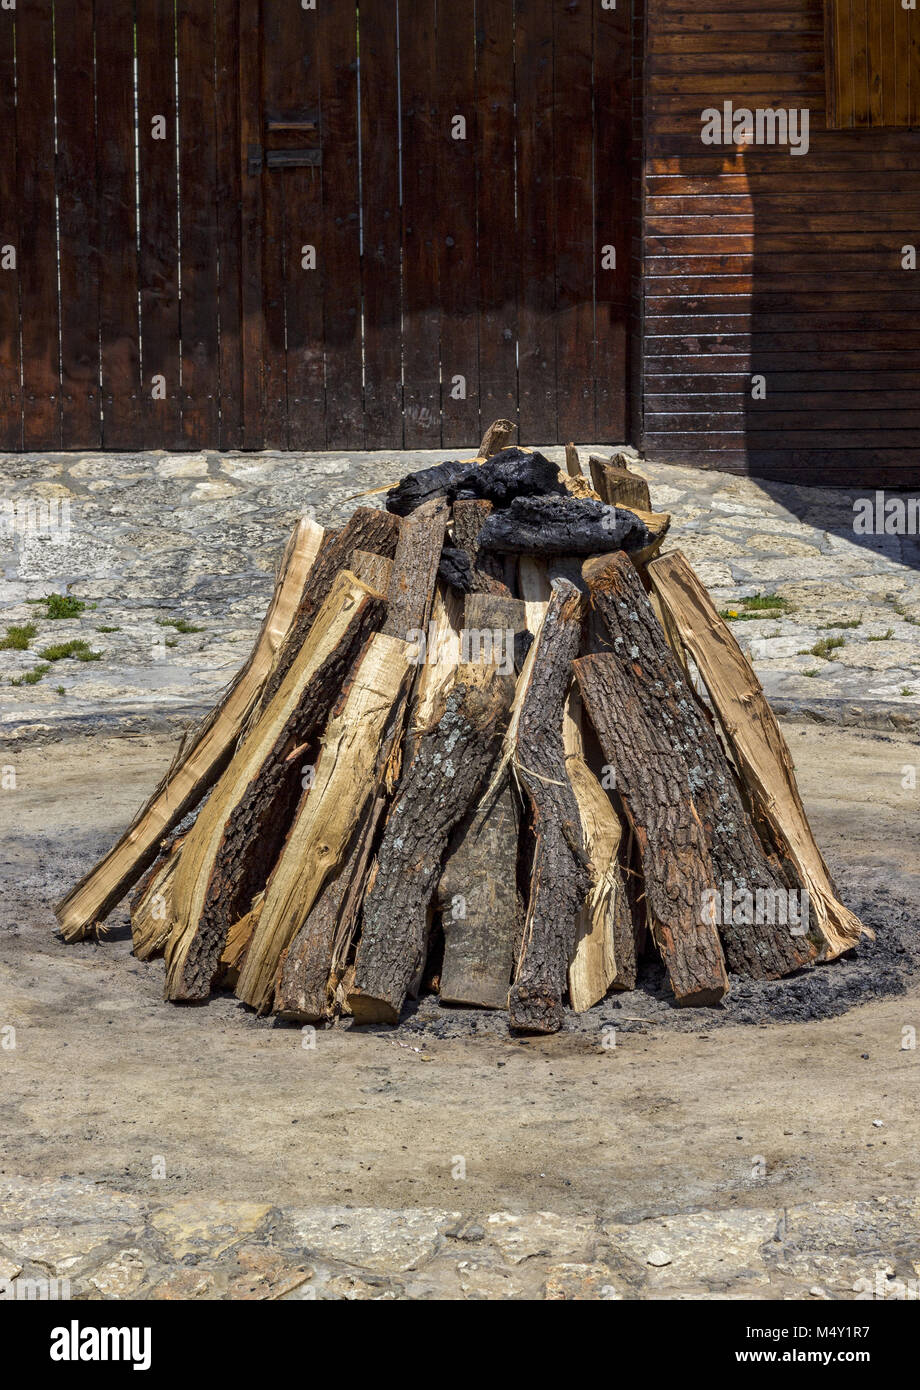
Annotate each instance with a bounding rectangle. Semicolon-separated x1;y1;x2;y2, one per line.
825;0;920;128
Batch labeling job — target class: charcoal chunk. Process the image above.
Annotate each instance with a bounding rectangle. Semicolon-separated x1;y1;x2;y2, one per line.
477;495;651;556
385;448;566;517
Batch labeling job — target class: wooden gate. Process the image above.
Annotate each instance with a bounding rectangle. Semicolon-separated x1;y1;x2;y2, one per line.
0;0;630;452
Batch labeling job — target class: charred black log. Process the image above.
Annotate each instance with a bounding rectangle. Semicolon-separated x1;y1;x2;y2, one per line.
478;496;651;557
385;448;565;517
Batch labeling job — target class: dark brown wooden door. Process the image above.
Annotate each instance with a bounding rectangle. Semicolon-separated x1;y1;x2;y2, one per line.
0;0;631;452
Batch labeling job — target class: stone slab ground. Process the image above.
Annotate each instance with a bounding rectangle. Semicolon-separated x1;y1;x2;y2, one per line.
1;447;918;740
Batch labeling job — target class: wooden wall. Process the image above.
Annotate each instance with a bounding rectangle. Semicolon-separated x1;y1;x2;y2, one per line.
637;0;920;487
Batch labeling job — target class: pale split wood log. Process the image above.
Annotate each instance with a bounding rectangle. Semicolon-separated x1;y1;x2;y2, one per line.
160;572;388;1002
235;633;412;1013
647;549;868;958
463;592;528;677
347;664;516;1024
54;515;325;942
563;691;637;1006
273;794;385;1023
131;836;184;961
259;507;401;712
564;441;581;477
508;578;592;1033
412;582;463;735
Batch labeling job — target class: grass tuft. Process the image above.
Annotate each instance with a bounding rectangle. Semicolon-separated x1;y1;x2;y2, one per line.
11;663;51;687
0;622;38;651
26;593;93;620
38;639;102;663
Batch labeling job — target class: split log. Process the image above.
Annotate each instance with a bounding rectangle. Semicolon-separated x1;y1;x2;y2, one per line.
583;552;818;978
348;664;516;1024
383;496;449;640
235;632;413;1013
508;578;592;1034
131;836;184;961
463;592;528;675
274;795;387;1022
259;507;400;711
647;550;867;958
563;693;637;1005
54;516;325;942
385;448;564;518
449;498;511;595
437;763;522;1009
564;442;581;478
349;549;393;594
478;495;650;558
575;649;729;1006
160;572;388;1002
412;582;463;734
588;453;652;512
477;417;516;458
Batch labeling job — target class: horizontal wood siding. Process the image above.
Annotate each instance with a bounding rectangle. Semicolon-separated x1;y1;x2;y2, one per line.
640;0;920;486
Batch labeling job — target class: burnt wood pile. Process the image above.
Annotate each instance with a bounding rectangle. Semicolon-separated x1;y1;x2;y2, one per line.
55;424;869;1032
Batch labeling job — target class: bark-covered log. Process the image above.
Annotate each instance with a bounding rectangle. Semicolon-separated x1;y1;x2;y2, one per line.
437;761;522;1009
260;508;400;710
508;578;592;1033
383;497;449;640
163;574;388;1002
451;499;511;595
575;654;729;1007
347;664;516;1024
582;552;818;980
384;447;565;517
647;549;866;959
478;495;650;557
56;516;325;942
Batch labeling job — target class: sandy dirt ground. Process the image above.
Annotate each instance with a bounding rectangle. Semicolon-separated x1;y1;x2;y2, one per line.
2;719;919;1239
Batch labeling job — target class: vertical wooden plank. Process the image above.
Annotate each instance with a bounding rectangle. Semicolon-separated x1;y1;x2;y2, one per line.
476;0;518;440
215;0;244;448
911;1;920;129
893;0;911;129
0;6;21;449
56;0;100;447
316;0;363;448
515;0;556;445
178;0;219;445
96;0;140;448
259;0;288;447
16;0;60;448
553;0;593;444
136;0;182;446
868;0;885;126
594;0;630;441
399;0;441;448
238;0;263;447
850;0;871;128
436;0;479;448
359;0;402;447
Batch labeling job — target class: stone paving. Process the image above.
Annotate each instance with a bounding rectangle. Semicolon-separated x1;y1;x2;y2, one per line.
1;445;918;741
1;1178;918;1301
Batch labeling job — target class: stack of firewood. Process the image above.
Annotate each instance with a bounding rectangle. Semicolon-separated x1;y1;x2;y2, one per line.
55;423;868;1032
